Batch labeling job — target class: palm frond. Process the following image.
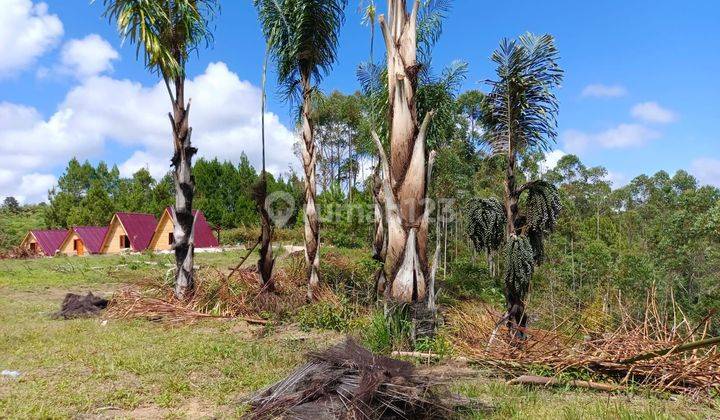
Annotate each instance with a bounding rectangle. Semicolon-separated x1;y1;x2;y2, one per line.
358;0;376;26
256;0;346;105
417;0;451;66
467;197;506;252
356;61;382;96
98;0;218;79
485;33;563;156
416;60;466;148
439;59;468;92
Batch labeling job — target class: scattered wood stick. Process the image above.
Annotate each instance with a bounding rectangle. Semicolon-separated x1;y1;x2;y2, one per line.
391;351;441;359
227;239;261;279
619;336;720;364
507;375;622;392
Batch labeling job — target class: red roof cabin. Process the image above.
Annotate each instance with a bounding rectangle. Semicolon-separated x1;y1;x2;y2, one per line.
58;226;109;256
19;229;69;256
99;212;158;254
148;207;219;251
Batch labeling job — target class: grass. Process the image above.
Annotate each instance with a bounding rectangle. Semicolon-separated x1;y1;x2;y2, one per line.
0;249;717;418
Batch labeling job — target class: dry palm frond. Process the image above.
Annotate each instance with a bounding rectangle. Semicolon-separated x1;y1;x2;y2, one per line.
106;266;314;324
447;298;720;400
246;337;486;419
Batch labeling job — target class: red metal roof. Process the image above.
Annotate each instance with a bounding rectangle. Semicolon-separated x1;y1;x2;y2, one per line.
167;207;219;248
73;226;109;254
115;212;158;251
31;229;69;255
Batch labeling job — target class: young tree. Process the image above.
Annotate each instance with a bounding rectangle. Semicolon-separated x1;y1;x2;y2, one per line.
313;91;362;192
255;40;275;289
468;34;563;336
2;197;21;213
98;0;218;299
255;0;346;299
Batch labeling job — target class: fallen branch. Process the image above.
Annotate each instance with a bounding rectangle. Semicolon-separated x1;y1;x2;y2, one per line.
227;239;260;279
619;336;720;364
391;351;441;359
507;375;622;392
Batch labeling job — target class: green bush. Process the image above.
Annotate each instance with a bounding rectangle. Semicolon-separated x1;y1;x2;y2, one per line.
413;332;454;357
220;227;303;246
296;298;355;332
357;306;414;354
445;257;504;303
320;252;379;305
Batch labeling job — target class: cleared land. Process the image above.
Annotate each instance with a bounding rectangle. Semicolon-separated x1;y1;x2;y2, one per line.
0;251;715;418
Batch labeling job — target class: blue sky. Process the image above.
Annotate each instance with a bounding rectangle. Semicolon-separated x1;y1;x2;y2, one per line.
1;0;719;203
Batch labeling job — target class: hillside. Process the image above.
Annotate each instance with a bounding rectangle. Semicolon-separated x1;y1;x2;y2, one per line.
0;206;46;250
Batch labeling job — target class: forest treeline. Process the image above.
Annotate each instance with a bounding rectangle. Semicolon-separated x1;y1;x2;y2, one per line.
37;155;304;230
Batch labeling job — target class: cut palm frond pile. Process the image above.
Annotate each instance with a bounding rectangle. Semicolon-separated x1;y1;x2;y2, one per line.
53;292;109;319
106;266;324;324
447;299;720;399
0;246;38;260
246;337;485;419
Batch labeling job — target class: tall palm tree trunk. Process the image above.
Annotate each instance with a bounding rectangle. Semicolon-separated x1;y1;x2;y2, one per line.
374;0;435;303
170;77;197;300
257;47;275;290
503;145;526;331
300;72;320;300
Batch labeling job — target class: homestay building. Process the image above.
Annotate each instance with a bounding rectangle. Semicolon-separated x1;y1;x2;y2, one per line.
58;226;109;256
20;229;69;256
100;212;158;254
149;207;219;251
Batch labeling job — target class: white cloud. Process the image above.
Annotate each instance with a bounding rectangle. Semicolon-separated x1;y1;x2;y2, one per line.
691;158;720;187
59;34;119;79
118;151;169;179
0;172;56;204
540;149;566;173
604;171;628;188
562;130;591;154
0;102;42;130
631;102;677;124
581;84;627;98
0;62;298;202
595;124;661;148
563;124;661;153
0;0;63;78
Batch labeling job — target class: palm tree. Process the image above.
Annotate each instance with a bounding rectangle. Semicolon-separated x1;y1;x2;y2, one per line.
98;0;217;300
255;0;346;299
369;0;437;303
468;33;563;336
254;42;275;290
361;0;460;306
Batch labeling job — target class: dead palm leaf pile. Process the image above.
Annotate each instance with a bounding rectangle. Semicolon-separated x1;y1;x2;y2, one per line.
447;299;720;400
106;266;313;324
245;337;485;419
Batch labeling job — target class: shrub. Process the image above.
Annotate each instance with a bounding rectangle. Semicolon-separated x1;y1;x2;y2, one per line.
413;332;454;357
320;252;378;305
220;227;303;246
445;257;503;303
357;306;414;354
296;297;356;332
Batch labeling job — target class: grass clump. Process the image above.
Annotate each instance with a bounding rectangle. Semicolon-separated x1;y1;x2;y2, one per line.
296;296;356;332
